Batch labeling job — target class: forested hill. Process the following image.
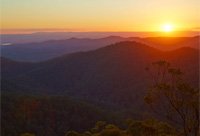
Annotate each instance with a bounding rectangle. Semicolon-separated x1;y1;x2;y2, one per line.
1;41;199;136
2;41;199;109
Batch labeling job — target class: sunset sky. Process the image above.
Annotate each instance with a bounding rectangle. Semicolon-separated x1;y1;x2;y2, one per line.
1;0;200;33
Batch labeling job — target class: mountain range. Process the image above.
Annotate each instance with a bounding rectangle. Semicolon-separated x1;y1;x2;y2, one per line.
1;31;198;44
1;36;199;62
2;41;199;111
1;40;199;136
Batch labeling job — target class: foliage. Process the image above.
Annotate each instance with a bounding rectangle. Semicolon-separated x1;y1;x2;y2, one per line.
18;119;177;136
65;119;176;136
20;133;36;136
145;60;199;136
1;94;118;136
2;59;198;136
127;119;176;136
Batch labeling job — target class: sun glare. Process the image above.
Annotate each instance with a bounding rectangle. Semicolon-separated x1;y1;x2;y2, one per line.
162;23;174;32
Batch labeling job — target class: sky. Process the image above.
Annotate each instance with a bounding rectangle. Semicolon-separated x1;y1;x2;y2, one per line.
1;0;200;33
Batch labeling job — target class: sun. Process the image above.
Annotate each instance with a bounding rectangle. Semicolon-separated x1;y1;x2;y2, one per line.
162;23;174;32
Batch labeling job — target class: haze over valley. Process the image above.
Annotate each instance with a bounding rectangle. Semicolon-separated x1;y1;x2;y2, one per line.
1;0;199;135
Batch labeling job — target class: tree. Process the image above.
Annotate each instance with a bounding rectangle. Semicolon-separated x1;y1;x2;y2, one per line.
65;131;81;136
20;133;35;136
145;60;199;136
91;121;107;134
126;119;176;136
100;124;123;136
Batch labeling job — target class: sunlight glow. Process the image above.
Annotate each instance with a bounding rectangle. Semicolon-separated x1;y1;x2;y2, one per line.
162;23;174;32
1;0;199;33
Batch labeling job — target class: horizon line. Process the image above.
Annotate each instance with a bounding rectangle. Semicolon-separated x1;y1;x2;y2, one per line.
1;29;200;35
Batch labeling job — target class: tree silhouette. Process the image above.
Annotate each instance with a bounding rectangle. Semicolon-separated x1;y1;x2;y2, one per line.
65;131;80;136
145;60;199;136
20;133;35;136
126;119;176;136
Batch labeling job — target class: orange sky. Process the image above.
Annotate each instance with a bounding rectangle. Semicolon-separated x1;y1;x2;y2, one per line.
1;0;200;34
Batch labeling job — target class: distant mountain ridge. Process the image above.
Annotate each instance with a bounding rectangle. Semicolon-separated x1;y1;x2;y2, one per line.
1;31;199;44
2;41;199;111
1;36;127;62
1;36;199;62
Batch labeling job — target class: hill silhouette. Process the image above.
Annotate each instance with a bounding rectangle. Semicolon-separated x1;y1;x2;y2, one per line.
2;41;199;111
1;36;199;62
1;36;126;62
